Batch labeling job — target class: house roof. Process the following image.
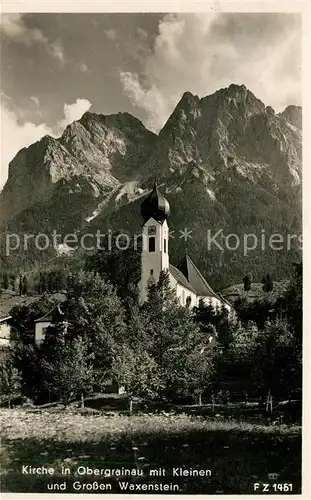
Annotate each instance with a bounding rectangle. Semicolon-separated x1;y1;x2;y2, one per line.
35;303;65;323
217;292;233;307
0;292;66;319
177;254;218;298
169;264;197;294
0;316;12;323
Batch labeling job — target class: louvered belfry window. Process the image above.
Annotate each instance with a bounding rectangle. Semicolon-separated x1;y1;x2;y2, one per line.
149;237;155;252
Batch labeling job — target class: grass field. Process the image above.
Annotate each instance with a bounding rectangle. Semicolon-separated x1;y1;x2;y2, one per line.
0;407;301;494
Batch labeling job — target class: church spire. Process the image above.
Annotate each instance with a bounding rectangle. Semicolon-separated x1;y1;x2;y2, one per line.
140;180;170;223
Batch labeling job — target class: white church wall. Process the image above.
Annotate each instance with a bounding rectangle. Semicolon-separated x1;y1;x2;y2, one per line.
200;295;232;312
139;217;169;304
169;273;178;293
175;284;198;308
138;194;233;314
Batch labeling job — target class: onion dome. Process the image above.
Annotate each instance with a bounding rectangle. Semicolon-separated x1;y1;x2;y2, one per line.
141;182;170;223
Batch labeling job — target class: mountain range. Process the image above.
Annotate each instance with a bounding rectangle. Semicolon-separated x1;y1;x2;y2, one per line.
0;84;302;289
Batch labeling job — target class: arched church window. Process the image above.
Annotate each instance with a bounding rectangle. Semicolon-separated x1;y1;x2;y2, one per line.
148;226;156;235
186;296;192;308
164;238;167;253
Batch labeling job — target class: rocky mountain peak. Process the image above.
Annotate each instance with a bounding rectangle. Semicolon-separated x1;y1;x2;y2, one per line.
145;84;301;184
279;105;302;129
160;84;267;142
0;84;302;289
80;110;156;137
207;84;266;118
159;91;202;139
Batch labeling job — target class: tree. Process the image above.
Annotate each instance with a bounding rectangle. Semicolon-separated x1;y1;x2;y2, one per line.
186;347;216;405
111;345;161;413
47;272;56;293
54;269;67;292
9;274;127;404
143;269;178;317
0;358;22;408
61;273;126;388
22;275;28;295
234;295;274;329
11;342;46;402
159;318;217;404
38;272;48;294
44;337;94;407
193;299;217;329
40;321;67;362
251;318;301;398
281;262;302;345
153;312;212;401
243;275;252;292
262;273;273;292
84;243;141;307
2;273;9;290
10;274;16;291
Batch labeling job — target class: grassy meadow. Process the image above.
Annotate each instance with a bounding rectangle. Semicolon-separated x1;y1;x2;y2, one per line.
0;405;301;494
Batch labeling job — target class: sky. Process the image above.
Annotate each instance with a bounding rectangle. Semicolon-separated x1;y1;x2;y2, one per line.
0;12;302;190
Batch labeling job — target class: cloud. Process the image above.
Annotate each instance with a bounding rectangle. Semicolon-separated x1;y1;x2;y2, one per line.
0;105;53;190
30;96;40;107
120;72;170;129
137;27;148;40
104;29;117;41
49;39;65;64
120;13;301;131
1;98;92;190
79;62;88;72
1;14;66;64
57;98;92;130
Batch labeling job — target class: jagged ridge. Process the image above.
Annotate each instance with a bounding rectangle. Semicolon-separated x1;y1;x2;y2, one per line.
0;84;302;288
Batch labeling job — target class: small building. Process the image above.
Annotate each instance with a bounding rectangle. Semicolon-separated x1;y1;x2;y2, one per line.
0;316;12;348
0;315;19;362
34;304;66;345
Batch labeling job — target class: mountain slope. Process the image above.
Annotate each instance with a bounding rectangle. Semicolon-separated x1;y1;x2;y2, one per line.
0;112;157;223
0;85;302;288
143;85;301;184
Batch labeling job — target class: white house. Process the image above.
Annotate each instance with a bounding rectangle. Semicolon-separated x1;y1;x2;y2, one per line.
34;304;66;346
0;316;12;348
138;182;232;312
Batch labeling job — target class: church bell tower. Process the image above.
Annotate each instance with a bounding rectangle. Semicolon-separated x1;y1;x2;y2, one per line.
139;182;170;304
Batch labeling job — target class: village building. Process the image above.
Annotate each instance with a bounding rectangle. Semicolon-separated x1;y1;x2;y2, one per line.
34;304;66;346
0;316;13;348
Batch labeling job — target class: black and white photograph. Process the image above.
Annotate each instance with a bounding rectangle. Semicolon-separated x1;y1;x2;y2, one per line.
0;3;307;496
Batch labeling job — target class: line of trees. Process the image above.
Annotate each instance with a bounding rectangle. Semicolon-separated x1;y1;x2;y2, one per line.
243;273;274;292
3;272;219;407
0;260;302;410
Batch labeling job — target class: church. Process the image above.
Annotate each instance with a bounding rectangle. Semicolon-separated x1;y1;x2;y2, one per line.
138;182;232;312
33;182;231;345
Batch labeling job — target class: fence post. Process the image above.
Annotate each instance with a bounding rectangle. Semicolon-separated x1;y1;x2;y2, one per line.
212;393;215;413
266;390;273;415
